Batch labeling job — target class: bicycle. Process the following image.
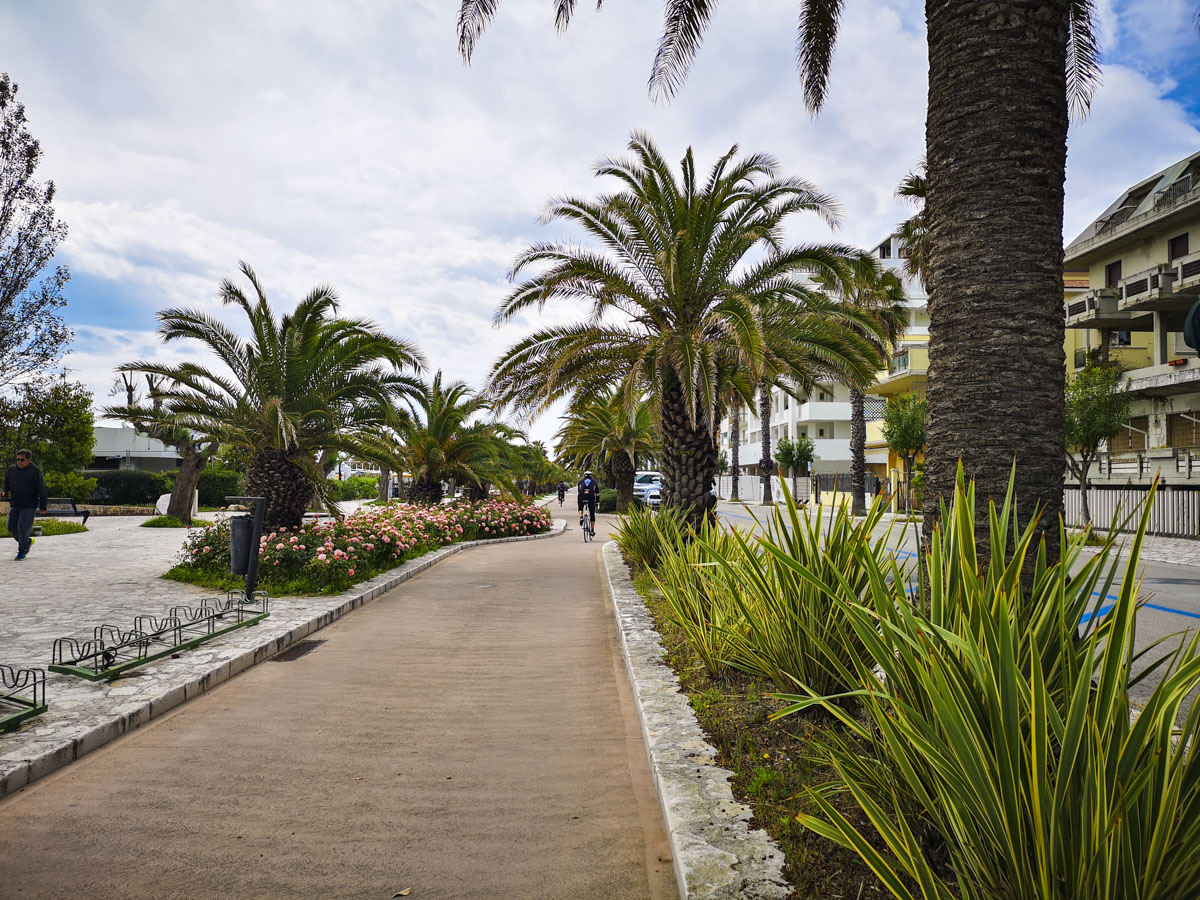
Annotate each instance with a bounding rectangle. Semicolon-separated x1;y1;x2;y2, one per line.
579;509;594;542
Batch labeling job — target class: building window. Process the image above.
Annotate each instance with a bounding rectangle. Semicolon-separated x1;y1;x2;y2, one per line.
1168;412;1200;449
879;241;891;259
818;391;827;401
818;428;826;438
1169;233;1190;261
1105;260;1123;288
1113;331;1132;347
1109;416;1148;454
783;395;788;409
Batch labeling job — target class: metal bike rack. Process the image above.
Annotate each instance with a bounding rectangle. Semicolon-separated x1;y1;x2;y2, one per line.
0;665;47;732
50;591;269;682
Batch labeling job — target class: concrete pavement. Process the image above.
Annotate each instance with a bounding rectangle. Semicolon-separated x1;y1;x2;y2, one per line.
0;507;678;899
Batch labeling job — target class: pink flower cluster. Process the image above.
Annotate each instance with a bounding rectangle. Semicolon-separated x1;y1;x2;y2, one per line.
179;499;553;591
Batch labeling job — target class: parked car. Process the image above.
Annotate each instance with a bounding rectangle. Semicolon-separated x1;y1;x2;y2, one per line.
633;470;662;502
645;484;662;509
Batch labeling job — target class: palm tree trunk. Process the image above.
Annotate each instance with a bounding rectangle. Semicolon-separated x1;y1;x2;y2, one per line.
730;402;741;501
659;380;717;526
849;387;867;516
245;450;315;530
409;475;443;505
758;382;773;506
612;451;635;512
922;0;1068;568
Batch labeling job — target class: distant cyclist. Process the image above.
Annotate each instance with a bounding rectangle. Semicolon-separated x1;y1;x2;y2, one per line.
577;470;599;528
556;481;566;506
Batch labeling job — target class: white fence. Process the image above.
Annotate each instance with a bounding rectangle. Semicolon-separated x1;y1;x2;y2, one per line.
715;474;886;507
1065;485;1200;538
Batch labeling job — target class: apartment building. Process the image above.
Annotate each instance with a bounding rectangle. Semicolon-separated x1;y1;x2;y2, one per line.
717;234;929;493
1063;149;1200;485
863;235;930;490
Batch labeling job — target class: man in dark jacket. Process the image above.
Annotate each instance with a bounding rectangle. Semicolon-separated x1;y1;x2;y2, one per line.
2;449;48;560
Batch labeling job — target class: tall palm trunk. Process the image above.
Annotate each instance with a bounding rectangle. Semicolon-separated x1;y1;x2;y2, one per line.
659;380;717;526
612;451;635;512
729;402;741;501
377;463;390;503
849;386;867;517
758;382;773;506
245;450;314;530
409;475;443;505
922;0;1068;567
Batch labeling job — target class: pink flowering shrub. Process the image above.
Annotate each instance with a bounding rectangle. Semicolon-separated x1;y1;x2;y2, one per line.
168;500;553;594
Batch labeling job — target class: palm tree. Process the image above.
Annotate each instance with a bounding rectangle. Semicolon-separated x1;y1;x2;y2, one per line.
489;133;864;525
114;262;425;529
391;371;521;504
751;293;881;505
894;163;929;285
816;255;910;516
460;0;1103;564
556;390;658;511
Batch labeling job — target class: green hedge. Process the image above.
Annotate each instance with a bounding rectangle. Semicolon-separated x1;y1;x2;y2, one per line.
91;469;171;506
197;468;242;507
598;488;618;513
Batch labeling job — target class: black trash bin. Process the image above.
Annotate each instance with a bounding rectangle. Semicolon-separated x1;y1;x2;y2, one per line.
230;515;253;575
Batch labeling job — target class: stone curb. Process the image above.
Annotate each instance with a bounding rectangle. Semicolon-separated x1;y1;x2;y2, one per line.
0;520;566;799
601;541;789;899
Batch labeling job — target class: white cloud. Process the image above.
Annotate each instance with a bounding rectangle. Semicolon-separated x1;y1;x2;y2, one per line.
2;0;1197;448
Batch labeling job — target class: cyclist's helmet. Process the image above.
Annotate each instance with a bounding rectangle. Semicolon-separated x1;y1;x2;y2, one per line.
584;470;593;476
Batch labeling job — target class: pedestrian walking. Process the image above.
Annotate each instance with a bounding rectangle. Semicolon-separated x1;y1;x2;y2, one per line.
2;449;48;560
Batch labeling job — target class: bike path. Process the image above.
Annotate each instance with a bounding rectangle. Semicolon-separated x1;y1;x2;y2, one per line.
0;508;677;900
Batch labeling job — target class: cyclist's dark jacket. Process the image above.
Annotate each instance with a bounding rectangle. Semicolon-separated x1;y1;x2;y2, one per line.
577;477;599;508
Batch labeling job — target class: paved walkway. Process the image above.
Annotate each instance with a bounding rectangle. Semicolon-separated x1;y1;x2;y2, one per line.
0;508;677;898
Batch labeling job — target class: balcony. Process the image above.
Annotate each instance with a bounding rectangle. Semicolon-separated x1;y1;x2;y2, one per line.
1124;358;1200;397
1065;286;1154;331
871;345;928;396
1117;264;1190;314
795;400;851;422
1173;250;1200;294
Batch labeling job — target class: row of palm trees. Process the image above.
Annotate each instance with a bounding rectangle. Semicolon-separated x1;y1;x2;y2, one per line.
106;136;917;532
489;133;910;525
106;263;545;529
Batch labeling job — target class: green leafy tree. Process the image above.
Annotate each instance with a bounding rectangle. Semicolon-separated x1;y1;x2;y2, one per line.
458;0;1107;568
1066;363;1132;525
774;433;814;477
556;390;659;511
0;74;72;388
0;377;94;475
489;133;873;525
106;372;218;525
111;262;425;529
883;393;926;514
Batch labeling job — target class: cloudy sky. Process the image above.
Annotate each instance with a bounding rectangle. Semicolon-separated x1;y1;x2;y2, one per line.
3;0;1199;446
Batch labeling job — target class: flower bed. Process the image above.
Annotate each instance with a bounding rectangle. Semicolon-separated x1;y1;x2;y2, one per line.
164;500;554;594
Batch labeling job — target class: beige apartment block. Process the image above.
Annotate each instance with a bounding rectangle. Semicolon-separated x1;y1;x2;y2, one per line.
1064;150;1200;486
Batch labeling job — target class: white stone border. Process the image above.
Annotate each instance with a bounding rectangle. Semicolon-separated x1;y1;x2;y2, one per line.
602;541;789;899
0;520;565;798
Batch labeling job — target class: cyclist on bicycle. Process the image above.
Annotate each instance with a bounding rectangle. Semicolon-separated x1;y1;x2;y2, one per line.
577;470;599;527
556;481;566;505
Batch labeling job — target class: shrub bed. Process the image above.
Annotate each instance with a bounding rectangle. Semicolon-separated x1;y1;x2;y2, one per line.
142;515;214;528
0;519;88;538
165;500;554;594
